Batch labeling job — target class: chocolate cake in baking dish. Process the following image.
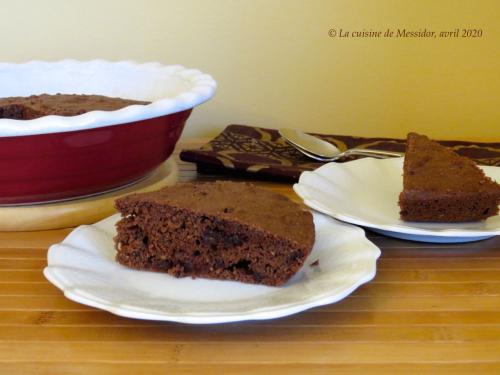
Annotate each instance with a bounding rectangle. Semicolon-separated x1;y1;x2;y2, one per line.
0;93;149;119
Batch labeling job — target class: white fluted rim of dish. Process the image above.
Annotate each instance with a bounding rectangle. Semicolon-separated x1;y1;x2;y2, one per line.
0;60;217;137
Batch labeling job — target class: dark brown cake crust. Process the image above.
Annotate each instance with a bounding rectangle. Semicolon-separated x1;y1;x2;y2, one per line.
114;181;315;286
399;133;500;222
0;93;149;119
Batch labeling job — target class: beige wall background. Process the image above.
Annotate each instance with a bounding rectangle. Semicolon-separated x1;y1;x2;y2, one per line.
1;0;498;141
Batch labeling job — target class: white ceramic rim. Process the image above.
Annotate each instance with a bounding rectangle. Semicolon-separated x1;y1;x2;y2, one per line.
296;188;500;238
0;60;217;137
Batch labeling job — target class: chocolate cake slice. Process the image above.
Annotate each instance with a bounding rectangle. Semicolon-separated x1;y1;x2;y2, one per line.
399;132;500;222
114;181;315;286
0;93;149;120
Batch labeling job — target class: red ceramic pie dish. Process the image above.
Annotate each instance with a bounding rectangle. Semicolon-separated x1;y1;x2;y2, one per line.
0;61;216;205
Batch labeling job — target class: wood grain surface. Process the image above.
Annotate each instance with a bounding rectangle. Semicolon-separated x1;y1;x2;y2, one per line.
0;140;499;375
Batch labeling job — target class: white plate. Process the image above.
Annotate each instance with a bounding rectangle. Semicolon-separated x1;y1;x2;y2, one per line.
294;157;500;243
43;212;380;324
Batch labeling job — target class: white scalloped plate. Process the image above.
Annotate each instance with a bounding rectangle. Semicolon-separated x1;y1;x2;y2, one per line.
294;157;500;243
0;60;216;137
43;212;380;324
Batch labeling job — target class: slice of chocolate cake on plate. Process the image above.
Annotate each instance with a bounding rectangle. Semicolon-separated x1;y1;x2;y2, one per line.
114;181;315;286
399;132;500;222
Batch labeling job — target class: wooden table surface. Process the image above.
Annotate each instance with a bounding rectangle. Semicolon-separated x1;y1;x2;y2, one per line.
0;140;499;374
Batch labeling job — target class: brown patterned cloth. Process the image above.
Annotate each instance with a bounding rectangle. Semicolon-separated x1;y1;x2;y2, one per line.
180;124;500;182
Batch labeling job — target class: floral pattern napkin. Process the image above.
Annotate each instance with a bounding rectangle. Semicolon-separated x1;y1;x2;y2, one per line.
180;124;500;181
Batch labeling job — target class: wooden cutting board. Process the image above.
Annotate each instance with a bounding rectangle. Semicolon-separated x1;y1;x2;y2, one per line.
0;158;178;231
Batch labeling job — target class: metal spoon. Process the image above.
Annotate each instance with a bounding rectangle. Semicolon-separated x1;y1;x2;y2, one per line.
279;128;403;162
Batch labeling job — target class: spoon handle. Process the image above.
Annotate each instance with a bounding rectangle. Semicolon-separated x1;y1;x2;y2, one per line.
346;149;404;158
